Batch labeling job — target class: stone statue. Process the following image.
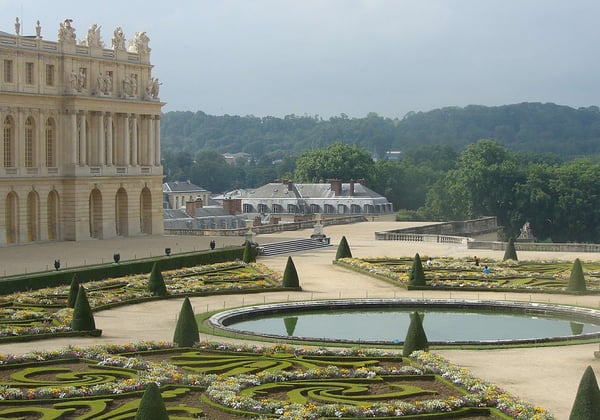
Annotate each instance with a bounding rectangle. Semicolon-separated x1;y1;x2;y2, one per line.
69;70;78;92
14;17;20;35
35;20;42;38
518;221;534;240
128;31;150;53
122;74;137;96
82;24;103;47
146;77;161;99
96;72;112;94
111;26;126;50
58;19;76;43
77;68;86;91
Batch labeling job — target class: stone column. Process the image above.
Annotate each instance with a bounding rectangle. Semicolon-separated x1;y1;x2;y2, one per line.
130;114;138;165
106;113;113;166
69;110;77;165
123;113;130;166
154;115;161;166
97;111;105;165
79;111;87;166
147;115;154;166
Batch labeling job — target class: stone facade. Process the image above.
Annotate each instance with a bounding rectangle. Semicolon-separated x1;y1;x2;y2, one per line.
0;19;163;244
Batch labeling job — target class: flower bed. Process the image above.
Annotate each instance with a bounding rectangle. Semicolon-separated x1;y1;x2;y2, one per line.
335;257;600;293
0;341;554;419
0;262;282;341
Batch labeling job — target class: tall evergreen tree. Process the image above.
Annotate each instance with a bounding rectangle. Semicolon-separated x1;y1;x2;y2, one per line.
134;382;169;420
242;240;256;263
71;287;96;331
569;365;600;420
148;263;168;296
567;258;587;292
67;274;80;308
402;311;429;357
408;253;426;286
335;236;352;260
503;237;518;261
172;297;199;348
282;256;300;288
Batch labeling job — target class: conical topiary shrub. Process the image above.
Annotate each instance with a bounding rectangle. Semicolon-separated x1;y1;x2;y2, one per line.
172;297;199;347
282;256;300;288
569;365;600;419
148;263;168;296
567;258;587;292
284;317;298;336
134;382;169;420
503;237;518;261
67;273;80;308
71;286;96;331
402;311;429;357
335;236;352;260
242;240;256;263
408;253;426;286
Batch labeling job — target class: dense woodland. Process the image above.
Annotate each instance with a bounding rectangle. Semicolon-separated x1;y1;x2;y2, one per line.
160;102;600;243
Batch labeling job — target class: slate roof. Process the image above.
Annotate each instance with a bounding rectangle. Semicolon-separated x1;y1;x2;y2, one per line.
220;182;386;200
163;181;209;193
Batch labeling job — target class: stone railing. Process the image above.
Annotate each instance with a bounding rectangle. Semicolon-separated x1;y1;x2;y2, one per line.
374;231;468;244
468;241;600;253
165;215;367;237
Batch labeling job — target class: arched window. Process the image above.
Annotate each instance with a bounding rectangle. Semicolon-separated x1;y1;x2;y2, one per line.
45;118;56;167
25;117;34;167
3;116;14;167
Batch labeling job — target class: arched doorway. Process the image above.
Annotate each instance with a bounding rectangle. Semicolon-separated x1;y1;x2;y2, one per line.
115;188;128;236
140;187;152;234
47;190;60;240
89;188;103;239
5;192;18;243
27;191;40;241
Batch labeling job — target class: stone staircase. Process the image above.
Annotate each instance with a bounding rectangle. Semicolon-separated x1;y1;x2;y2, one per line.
258;238;333;256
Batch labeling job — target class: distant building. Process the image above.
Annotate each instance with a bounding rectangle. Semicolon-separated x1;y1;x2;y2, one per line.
384;151;402;160
222;152;251;165
163;181;211;210
215;180;394;215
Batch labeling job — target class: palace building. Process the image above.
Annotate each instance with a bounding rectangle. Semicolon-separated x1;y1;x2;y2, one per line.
0;18;164;245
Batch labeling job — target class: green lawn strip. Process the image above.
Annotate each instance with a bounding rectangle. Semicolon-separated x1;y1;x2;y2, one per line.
319;407;501;419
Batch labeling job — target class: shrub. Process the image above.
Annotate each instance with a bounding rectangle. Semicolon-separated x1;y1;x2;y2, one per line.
569;365;600;419
134;382;169;420
173;297;199;347
148;263;168;296
242;240;256;263
403;311;429;357
335;236;352;260
67;274;80;308
408;253;426;286
282;256;300;288
567;258;587;292
503;237;518;261
71;287;96;331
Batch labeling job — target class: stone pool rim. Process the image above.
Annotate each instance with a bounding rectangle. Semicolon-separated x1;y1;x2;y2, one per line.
206;298;600;346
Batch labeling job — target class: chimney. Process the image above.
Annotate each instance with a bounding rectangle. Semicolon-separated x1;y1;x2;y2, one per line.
357;178;366;186
185;200;196;217
330;179;342;196
287;180;294;191
349;179;355;196
222;198;242;215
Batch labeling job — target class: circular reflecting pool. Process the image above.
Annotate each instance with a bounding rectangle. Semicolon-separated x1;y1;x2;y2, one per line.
208;299;600;345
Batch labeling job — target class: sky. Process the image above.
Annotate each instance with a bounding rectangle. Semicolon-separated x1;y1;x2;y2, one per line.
2;0;600;119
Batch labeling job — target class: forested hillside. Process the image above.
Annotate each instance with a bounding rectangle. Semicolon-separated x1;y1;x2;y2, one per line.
161;103;600;159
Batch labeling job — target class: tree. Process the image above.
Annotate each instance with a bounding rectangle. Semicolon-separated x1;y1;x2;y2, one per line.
402;311;429;357
282;256;300;288
172;297;199;347
134;382;169;420
567;258;586;292
242;240;256;263
408;253;426;286
503;238;518;261
294;142;375;183
569;366;600;420
67;274;80;308
335;236;352;260
148;263;168;297
71;287;96;331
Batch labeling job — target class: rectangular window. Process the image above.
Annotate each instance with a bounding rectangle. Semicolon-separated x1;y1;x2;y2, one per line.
3;60;13;83
25;128;33;167
25;62;34;85
45;64;55;86
4;127;12;167
46;128;54;167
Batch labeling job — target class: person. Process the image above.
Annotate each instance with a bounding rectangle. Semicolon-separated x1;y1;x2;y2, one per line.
474;256;480;266
483;265;490;274
426;258;432;268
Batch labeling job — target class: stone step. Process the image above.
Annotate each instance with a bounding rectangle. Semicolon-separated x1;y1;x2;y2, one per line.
258;238;332;256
